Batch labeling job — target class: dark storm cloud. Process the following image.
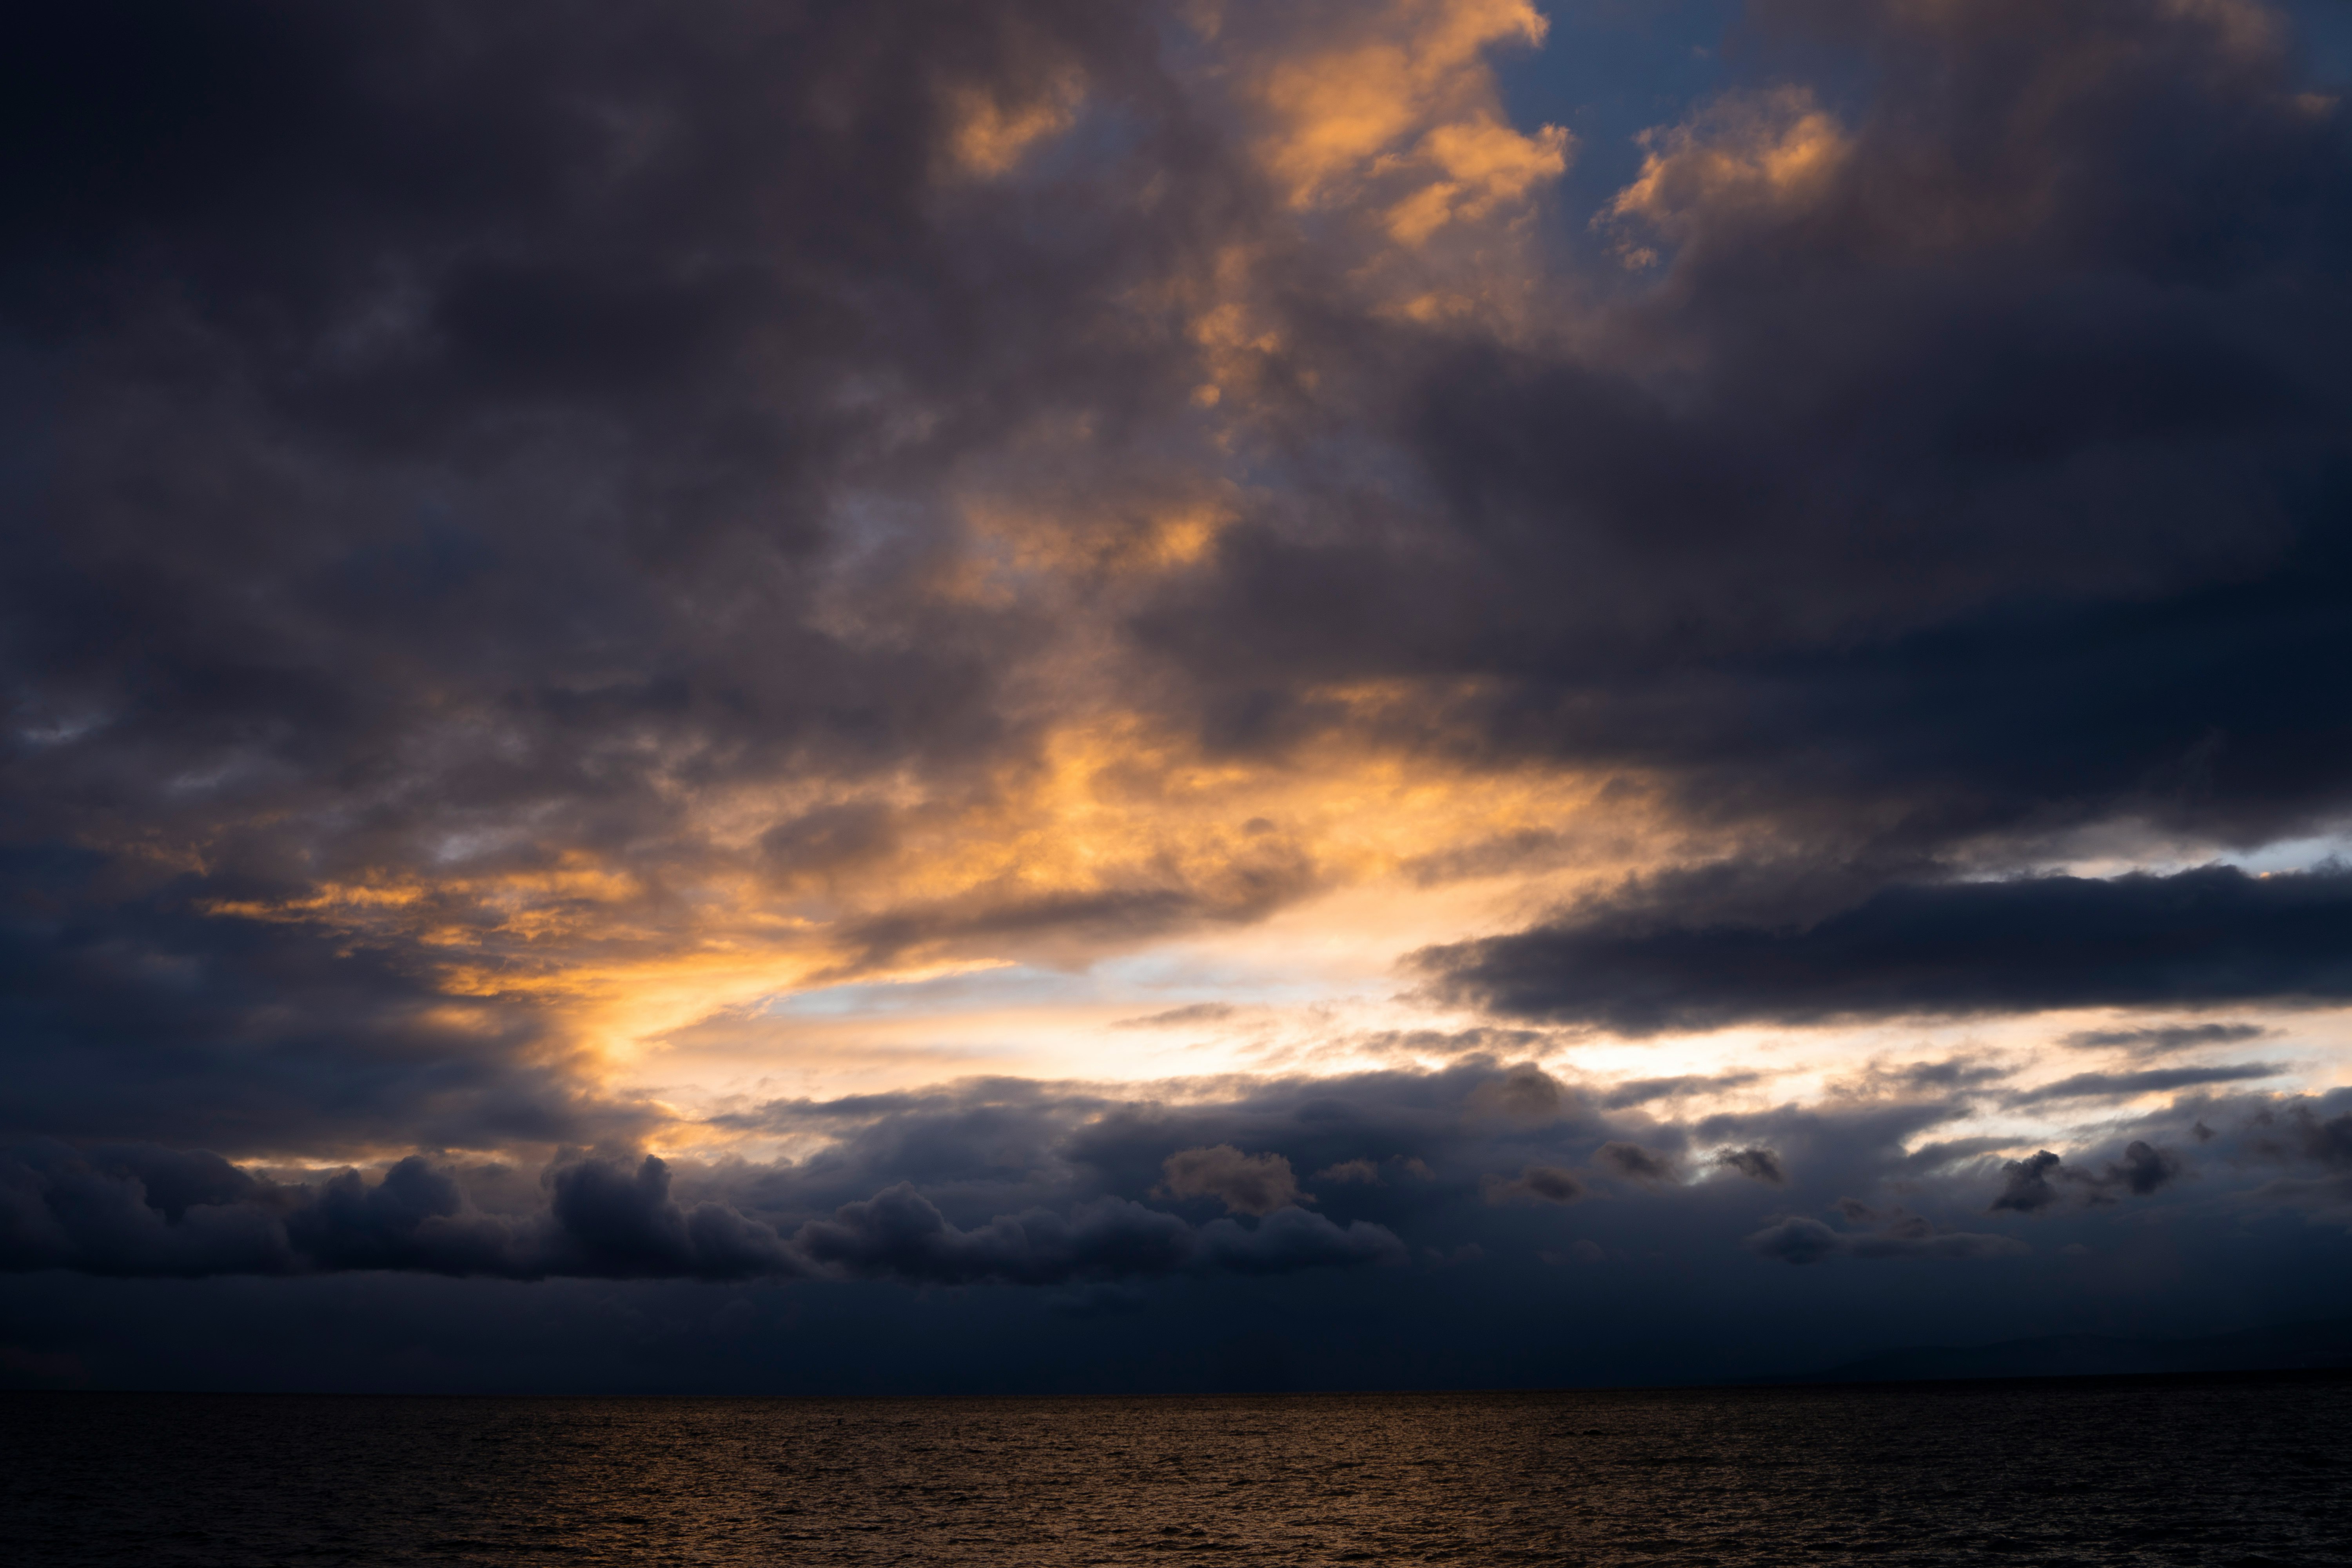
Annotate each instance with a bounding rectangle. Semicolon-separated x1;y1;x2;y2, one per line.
706;1062;2323;1299
2236;1093;2352;1171
0;847;636;1153
541;1157;805;1280
1419;865;2352;1033
1481;1165;1586;1205
9;1065;2348;1299
5;0;1174;817
1989;1151;2067;1214
1143;0;2352;864
0;0;1258;1153
792;1185;1194;1285
1194;1207;1407;1274
1987;1139;2191;1212
0;1143;1399;1285
2035;1085;2352;1227
0;1144;804;1281
2297;1110;2352;1169
8;1202;2348;1397
2105;1141;2185;1198
1594;1142;1677;1183
0;1060;1924;1280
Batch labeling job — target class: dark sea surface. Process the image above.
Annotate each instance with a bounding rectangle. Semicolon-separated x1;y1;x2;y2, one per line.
5;1375;2348;1566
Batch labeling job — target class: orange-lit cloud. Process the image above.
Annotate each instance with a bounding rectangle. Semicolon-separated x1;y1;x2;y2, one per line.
1601;87;1851;266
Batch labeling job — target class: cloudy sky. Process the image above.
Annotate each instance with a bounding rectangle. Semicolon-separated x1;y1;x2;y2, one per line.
5;0;2352;1394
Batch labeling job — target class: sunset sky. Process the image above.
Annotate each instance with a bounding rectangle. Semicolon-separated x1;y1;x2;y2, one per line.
6;0;2352;1393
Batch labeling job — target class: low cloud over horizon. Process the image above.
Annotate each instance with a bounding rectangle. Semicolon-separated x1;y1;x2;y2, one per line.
5;0;2352;1392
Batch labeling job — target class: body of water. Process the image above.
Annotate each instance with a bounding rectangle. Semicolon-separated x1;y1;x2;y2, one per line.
5;1374;2347;1564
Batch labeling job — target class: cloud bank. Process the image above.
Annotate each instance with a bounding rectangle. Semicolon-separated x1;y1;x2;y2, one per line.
5;0;2352;1388
1421;866;2352;1033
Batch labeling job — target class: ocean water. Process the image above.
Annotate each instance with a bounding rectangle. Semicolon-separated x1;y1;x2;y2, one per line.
5;1375;2347;1565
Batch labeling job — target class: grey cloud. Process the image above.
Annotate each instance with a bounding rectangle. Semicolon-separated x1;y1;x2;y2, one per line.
0;1143;1402;1286
1601;1072;1764;1109
1893;1137;2022;1176
4;1069;2337;1300
0;0;1278;1158
4;0;1179;832
760;803;902;885
1421;867;2352;1035
1714;1147;1787;1185
1746;1217;1845;1265
289;1158;506;1274
1357;1027;1562;1061
1991;1151;2067;1214
2062;1022;2274;1056
2230;1095;2352;1221
1482;1165;1586;1205
1987;1139;2192;1212
10;0;2352;1390
2300;1110;2352;1170
7;0;2352;1205
0;1145;801;1282
0;1142;297;1278
1155;1145;1307;1216
0;850;641;1157
2240;1100;2352;1172
1401;830;1571;887
1144;0;2352;908
792;1185;1194;1287
1466;1063;1570;1123
1871;1059;2015;1094
828;853;1325;979
1594;1142;1677;1183
918;1050;2037;1267
544;1157;802;1281
2105;1141;2185;1198
1114;1004;1243;1030
2034;1089;2352;1210
2003;1062;2288;1107
1196;1207;1407;1274
1747;1213;2028;1265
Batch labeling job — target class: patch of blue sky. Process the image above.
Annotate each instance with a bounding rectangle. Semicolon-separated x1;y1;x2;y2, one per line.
2232;829;2352;876
760;964;1087;1019
1495;0;1739;222
761;942;1365;1025
1503;0;2352;249
1085;947;1347;1011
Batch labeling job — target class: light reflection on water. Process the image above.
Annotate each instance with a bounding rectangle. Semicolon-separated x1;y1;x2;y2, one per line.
7;1376;2348;1564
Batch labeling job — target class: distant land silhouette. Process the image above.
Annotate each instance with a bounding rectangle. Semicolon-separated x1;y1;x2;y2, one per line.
1773;1319;2352;1385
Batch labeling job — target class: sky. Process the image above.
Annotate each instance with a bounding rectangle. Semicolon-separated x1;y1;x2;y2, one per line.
4;0;2352;1395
